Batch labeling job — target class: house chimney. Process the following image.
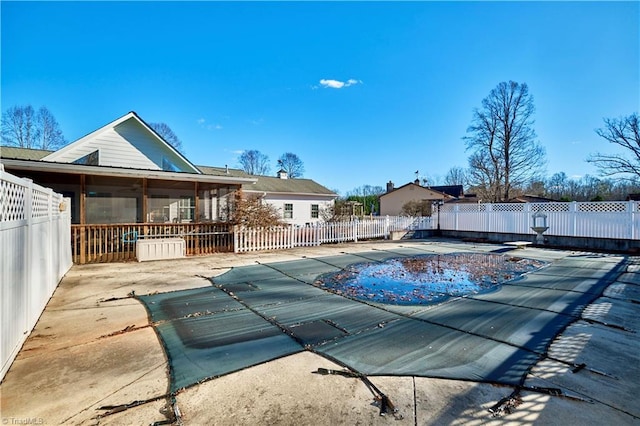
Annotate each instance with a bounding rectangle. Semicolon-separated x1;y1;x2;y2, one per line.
386;181;394;192
277;169;288;179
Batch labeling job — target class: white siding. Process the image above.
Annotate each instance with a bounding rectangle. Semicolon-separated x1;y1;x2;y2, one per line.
262;194;334;226
45;127;161;170
42;114;199;173
114;120;195;172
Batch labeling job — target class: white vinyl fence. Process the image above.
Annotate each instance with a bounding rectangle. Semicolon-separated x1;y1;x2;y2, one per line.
1;165;72;382
234;201;640;253
234;216;433;253
440;201;640;239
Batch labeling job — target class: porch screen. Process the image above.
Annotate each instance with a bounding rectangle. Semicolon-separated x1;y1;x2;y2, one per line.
86;193;138;223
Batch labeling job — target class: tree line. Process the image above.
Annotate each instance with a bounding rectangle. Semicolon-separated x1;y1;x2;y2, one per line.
3;96;638;202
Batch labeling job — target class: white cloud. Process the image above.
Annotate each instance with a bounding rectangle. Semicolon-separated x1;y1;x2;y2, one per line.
198;117;223;130
319;78;362;89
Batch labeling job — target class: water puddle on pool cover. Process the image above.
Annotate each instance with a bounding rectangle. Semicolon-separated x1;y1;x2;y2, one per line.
316;253;547;305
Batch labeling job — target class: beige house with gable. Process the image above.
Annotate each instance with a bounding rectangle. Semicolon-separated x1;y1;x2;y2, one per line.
379;180;453;216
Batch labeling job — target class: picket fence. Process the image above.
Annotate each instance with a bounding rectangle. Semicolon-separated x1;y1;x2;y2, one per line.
1;165;72;382
234;216;432;253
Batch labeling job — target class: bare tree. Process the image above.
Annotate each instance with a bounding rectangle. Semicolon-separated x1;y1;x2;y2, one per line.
231;190;285;227
1;105;66;150
277;152;305;178
401;200;432;216
587;113;640;180
35;107;66;150
238;149;270;175
443;166;468;186
464;81;546;202
149;122;183;153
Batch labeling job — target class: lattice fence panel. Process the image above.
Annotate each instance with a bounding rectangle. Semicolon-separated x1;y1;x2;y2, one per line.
1;179;26;221
492;203;525;212
32;188;50;218
578;201;628;213
531;202;570;212
451;203;487;212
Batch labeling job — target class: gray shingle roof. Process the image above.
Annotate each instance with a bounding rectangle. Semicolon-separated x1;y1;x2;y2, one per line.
0;146;52;160
198;165;336;196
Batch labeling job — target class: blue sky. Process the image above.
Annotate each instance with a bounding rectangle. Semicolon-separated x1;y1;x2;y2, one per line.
2;1;638;195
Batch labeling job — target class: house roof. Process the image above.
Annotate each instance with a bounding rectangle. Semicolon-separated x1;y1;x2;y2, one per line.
429;185;464;198
1;157;256;185
42;111;201;174
379;182;453;200
198;165;337;197
1;110;335;196
0;146;52;161
508;194;557;203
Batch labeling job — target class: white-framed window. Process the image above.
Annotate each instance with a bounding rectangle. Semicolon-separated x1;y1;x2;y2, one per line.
311;204;319;219
284;203;293;219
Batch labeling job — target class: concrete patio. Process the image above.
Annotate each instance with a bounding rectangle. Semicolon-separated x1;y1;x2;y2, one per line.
1;239;638;425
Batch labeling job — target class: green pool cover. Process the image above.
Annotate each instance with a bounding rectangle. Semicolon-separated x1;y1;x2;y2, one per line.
138;248;626;392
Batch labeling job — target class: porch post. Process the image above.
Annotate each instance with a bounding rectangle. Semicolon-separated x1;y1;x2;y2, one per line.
142;178;148;223
194;181;200;222
194;181;200;254
79;174;86;264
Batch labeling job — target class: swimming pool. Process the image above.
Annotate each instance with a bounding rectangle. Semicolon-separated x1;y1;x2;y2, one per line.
315;253;547;305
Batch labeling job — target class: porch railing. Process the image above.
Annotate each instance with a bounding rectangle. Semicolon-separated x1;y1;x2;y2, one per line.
71;222;234;264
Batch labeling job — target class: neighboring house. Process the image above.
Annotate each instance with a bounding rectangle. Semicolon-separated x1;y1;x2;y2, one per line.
197;167;338;226
379;180;453;216
507;194;557;203
0;112;256;224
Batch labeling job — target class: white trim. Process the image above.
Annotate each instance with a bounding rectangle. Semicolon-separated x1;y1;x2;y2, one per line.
1;159;256;185
243;189;338;198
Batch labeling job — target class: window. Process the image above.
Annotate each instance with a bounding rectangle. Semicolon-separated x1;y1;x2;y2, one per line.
162;156;179;172
148;195;194;223
311;204;319;219
284;203;293;219
73;150;99;165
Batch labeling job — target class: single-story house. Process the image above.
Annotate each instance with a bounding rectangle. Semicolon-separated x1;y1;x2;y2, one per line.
379;180;453;216
1;112;337;263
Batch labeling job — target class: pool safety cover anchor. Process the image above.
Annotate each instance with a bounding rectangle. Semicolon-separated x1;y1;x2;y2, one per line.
489;385;594;417
314;368;401;418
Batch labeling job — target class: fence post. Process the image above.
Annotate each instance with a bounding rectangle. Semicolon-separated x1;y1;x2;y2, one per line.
485;203;492;233
233;225;239;253
629;201;636;240
353;220;358;243
47;187;54;293
384;215;389;239
569;201;578;237
290;224;295;249
24;179;33;336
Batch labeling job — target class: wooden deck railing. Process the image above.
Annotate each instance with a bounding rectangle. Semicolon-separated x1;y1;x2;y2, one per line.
71;223;234;264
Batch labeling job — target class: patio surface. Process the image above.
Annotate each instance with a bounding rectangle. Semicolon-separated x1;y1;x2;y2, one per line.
1;239;639;425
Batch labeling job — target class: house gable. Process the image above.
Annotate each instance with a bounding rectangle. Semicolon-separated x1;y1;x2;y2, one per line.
379;182;451;216
42;112;200;173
